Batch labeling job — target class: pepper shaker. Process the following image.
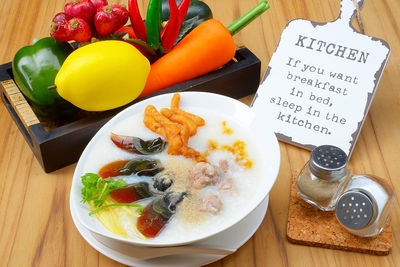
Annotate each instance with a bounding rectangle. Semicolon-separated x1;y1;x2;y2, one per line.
296;145;352;211
335;174;394;237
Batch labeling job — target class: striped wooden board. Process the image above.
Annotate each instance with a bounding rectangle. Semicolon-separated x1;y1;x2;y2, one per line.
0;79;40;127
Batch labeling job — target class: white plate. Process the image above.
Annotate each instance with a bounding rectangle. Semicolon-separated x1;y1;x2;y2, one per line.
70;92;280;247
70;194;269;267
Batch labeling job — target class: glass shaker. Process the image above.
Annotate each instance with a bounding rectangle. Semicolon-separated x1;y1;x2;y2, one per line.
335;174;394;237
296;145;352;211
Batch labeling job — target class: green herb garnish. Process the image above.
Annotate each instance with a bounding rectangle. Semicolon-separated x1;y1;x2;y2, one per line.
81;173;127;207
89;203;142;215
135;207;144;214
80;173;144;215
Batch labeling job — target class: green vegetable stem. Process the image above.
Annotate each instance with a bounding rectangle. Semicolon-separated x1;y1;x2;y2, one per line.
227;0;269;36
146;0;163;50
89;203;142;215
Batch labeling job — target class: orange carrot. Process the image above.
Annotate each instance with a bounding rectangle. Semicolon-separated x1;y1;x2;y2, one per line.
140;19;235;97
139;1;270;97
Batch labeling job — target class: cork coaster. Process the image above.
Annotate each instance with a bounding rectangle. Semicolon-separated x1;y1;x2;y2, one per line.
287;174;392;255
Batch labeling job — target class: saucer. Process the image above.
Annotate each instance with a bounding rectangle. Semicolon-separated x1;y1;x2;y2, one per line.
70;195;269;267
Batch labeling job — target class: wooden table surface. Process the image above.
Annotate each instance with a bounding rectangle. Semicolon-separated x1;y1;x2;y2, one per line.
1;0;400;266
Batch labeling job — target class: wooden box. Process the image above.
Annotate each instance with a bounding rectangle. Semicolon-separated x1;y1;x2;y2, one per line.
0;48;261;173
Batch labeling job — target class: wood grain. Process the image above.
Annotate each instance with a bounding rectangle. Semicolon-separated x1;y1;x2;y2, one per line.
1;80;40;127
1;0;400;266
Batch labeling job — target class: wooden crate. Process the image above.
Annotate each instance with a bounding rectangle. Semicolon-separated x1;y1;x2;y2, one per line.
0;48;261;173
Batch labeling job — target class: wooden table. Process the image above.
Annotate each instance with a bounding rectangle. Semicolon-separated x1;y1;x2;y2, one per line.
1;0;399;266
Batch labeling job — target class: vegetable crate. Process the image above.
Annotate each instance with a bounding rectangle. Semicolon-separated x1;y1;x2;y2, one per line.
0;48;260;173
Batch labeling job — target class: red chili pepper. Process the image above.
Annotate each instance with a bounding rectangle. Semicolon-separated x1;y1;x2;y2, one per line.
177;0;191;24
115;25;137;41
161;0;191;51
161;0;180;51
116;26;158;63
128;0;147;42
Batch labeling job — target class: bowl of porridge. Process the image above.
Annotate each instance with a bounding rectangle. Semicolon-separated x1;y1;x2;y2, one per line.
70;92;280;247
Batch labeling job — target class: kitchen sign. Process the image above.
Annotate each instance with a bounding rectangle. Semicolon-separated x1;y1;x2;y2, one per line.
252;0;390;157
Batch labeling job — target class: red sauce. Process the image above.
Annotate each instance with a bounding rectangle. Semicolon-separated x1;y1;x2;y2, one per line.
137;204;168;238
109;186;143;203
98;160;129;178
110;133;136;153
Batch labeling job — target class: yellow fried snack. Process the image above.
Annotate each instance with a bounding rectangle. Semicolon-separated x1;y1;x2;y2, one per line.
173;109;205;127
170;93;180;109
143;94;205;159
160;108;198;136
144;106;165;136
170;93;205;126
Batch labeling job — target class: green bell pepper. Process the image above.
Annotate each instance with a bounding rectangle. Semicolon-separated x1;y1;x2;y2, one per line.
162;0;213;37
12;37;75;116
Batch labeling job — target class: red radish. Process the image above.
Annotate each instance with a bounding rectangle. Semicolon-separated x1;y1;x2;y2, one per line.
52;12;73;25
50;23;70;42
66;18;92;42
65;0;95;25
50;12;73;42
94;4;129;37
90;0;108;9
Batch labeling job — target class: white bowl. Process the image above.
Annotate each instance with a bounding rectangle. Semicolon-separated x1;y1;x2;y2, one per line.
70;92;280;247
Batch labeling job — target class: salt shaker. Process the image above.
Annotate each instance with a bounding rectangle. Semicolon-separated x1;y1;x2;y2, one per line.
335;174;394;237
296;145;352;211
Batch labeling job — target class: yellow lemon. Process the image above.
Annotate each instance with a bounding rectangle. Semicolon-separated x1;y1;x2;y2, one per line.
55;40;150;111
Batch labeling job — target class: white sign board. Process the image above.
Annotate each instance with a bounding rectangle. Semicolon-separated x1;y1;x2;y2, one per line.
252;0;390;157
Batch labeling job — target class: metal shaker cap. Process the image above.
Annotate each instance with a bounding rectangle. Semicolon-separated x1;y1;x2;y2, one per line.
309;145;348;181
335;190;377;229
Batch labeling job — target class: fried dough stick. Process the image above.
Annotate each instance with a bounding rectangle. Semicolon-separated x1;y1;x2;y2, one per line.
144;105;181;155
143;106;166;137
170;93;180;109
143;94;204;159
144;105;199;157
160;108;198;136
169;94;205;126
177;124;199;158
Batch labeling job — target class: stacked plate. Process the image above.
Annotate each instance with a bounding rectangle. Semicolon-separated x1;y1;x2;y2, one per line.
69;92;280;266
71;195;269;266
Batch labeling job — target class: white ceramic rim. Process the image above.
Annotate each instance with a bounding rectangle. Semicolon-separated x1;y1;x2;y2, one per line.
70;194;269;267
70;91;280;247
